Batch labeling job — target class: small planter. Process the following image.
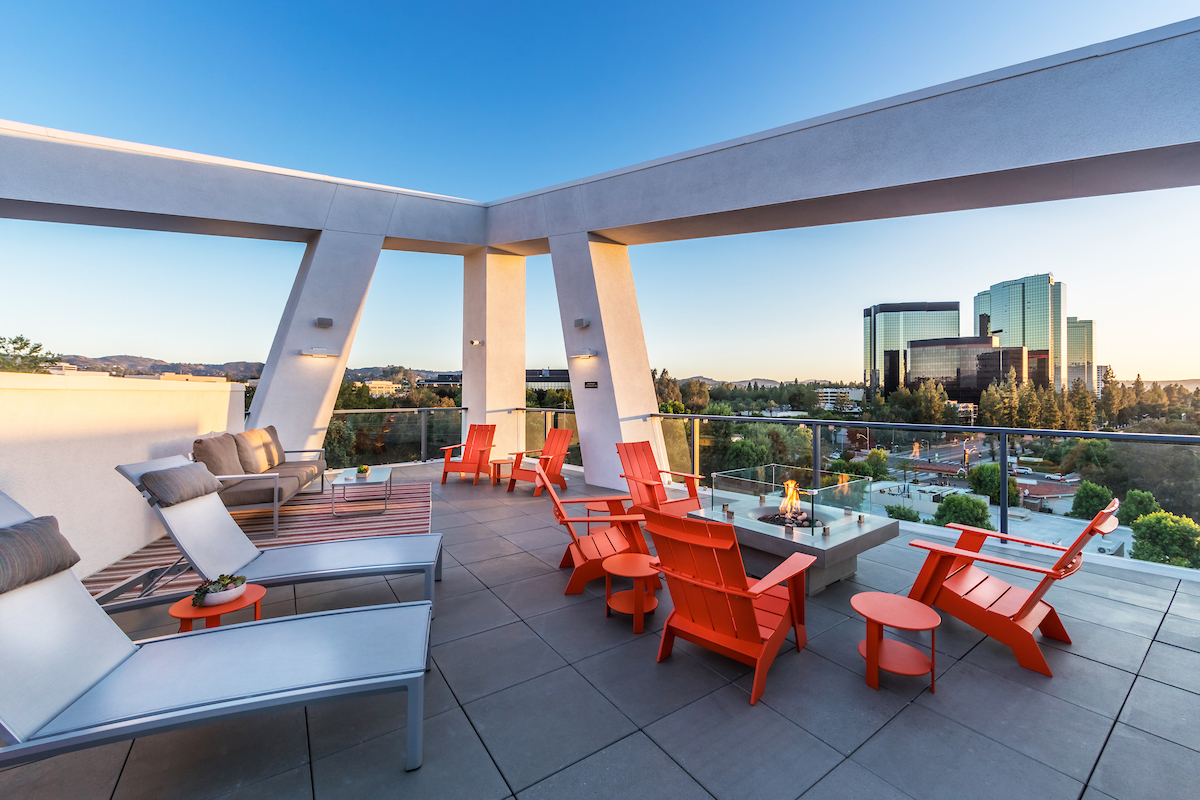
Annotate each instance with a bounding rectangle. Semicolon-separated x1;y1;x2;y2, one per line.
356;466;371;480
200;583;247;607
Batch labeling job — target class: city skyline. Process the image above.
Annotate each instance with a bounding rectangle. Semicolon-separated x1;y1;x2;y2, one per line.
2;3;1198;382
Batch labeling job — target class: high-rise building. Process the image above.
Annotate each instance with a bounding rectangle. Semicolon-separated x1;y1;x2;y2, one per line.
863;302;959;399
907;336;1028;405
1067;317;1097;394
973;273;1066;390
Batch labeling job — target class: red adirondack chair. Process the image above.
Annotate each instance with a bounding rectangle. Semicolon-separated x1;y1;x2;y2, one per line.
538;464;649;594
907;499;1120;676
508;427;572;495
616;441;703;516
643;509;815;705
440;424;496;485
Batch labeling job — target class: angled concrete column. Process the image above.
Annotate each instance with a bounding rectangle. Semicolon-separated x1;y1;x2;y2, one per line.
249;229;385;449
549;232;667;490
462;248;526;458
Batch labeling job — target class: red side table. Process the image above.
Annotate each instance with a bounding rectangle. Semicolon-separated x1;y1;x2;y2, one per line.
168;584;267;633
850;591;941;692
603;553;659;633
490;458;514;486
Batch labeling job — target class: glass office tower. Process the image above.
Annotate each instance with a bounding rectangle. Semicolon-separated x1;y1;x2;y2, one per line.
973;273;1066;390
1067;317;1097;394
907;336;1028;405
864;302;960;399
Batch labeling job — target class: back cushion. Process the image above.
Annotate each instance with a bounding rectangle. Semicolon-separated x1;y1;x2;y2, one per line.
0;517;81;595
193;433;244;477
234;429;272;474
141;463;224;507
263;426;286;467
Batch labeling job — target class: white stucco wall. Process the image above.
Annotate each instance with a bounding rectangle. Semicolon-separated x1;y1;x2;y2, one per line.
0;372;244;577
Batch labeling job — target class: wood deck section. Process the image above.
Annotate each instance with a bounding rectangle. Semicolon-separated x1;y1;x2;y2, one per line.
82;481;432;600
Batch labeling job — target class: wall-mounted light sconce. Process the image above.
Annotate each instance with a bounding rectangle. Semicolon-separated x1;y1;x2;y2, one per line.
573;318;590;329
315;317;334;328
469;340;483;346
569;349;598;359
301;348;340;358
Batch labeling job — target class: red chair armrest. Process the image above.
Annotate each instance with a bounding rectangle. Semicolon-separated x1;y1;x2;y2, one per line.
559;495;632;504
440;443;464;452
559;514;646;525
620;474;663;487
509;449;543;456
662;470;703;482
748;553;816;595
944;524;1069;552
908;540;1057;575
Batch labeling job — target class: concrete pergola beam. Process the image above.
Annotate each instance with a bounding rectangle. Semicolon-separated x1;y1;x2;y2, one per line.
485;19;1200;252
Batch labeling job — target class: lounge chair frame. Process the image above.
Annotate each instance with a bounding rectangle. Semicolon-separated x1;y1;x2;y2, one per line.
0;491;430;771
109;455;442;612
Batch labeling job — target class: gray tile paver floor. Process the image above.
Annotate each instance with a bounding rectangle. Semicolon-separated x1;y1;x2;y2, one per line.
5;461;1200;799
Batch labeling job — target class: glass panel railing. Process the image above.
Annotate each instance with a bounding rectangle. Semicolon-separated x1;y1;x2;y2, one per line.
326;408;464;470
695;417;814;484
428;408;465;459
522;408;582;466
659;417;694;474
550;410;582;466
655;412;1200;572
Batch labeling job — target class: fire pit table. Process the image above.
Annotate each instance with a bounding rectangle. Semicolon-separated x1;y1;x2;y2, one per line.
689;464;898;595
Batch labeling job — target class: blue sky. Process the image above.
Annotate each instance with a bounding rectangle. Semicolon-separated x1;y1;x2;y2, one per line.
1;1;1197;381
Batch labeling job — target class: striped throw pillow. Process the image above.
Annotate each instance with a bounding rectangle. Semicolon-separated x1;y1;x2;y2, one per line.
142;462;224;507
0;516;81;594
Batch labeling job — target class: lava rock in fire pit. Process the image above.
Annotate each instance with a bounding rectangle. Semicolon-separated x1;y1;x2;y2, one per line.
759;511;814;527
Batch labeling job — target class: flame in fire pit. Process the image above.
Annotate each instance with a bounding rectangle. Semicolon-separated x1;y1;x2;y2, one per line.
779;480;802;516
836;473;851;494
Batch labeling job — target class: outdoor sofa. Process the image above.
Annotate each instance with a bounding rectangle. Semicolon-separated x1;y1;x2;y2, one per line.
191;426;326;537
0;489;431;771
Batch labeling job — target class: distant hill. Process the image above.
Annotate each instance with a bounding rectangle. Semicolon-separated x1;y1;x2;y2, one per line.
62;355;265;380
684;377;824;388
60;354;444;383
1144;378;1200;391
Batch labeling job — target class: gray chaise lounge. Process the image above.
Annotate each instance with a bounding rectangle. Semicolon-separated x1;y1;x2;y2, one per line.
0;490;430;770
111;455;442;612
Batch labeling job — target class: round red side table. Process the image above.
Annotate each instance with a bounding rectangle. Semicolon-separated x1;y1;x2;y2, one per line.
850;591;941;692
168;584;267;633
602;553;659;633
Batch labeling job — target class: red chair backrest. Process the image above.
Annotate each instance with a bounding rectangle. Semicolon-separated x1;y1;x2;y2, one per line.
643;508;764;646
617;441;668;510
537;463;583;546
540;428;573;475
465;424;495;465
1016;498;1120;620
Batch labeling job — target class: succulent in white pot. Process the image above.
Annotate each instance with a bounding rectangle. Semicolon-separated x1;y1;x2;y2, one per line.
192;574;248;607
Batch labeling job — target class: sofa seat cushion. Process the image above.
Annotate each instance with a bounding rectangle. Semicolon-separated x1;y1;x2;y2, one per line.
143;463;225;507
218;474;302;508
193;433;244;477
263;462;321;488
234;429;272;474
0;516;81;594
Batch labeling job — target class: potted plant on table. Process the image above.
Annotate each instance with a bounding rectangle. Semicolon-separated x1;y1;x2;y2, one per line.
356;464;371;479
192;574;248;607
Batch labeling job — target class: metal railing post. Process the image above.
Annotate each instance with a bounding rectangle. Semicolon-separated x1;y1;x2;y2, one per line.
811;424;821;489
544;410;552;448
420;409;429;461
998;434;1009;538
691;417;700;475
